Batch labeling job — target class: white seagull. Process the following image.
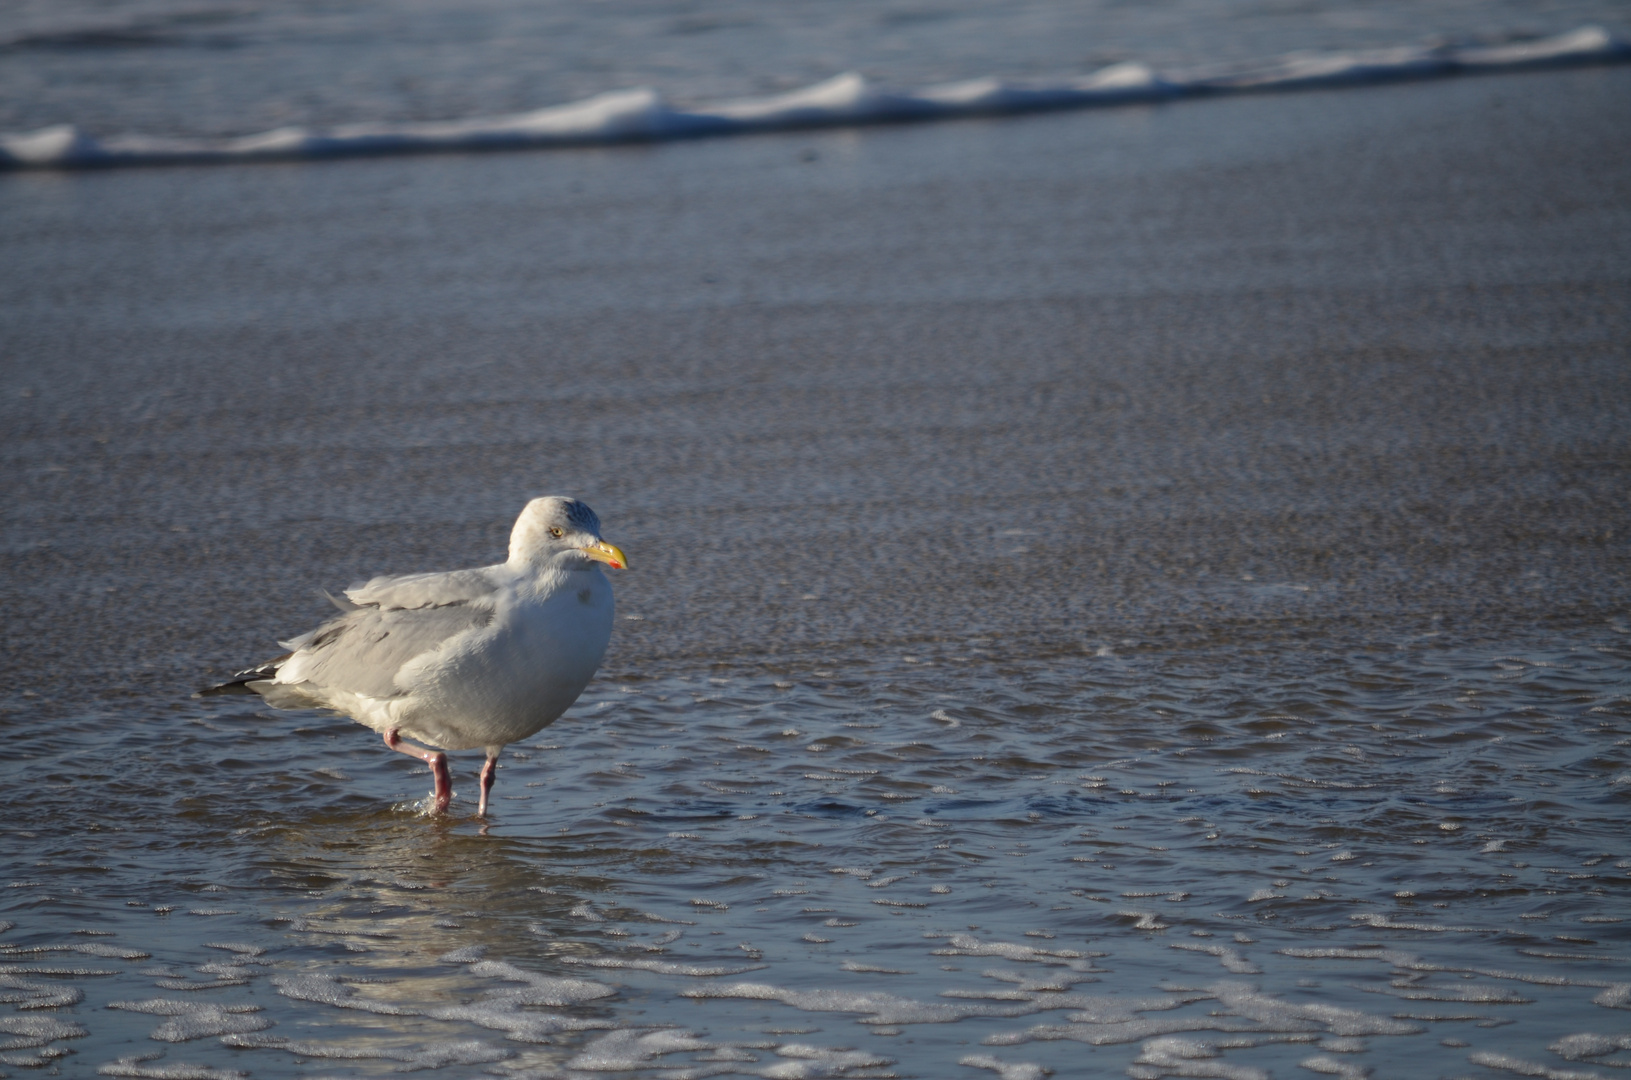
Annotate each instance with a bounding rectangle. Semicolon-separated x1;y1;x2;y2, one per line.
205;497;627;815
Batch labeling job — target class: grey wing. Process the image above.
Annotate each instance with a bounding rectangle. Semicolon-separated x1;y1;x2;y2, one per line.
345;566;502;610
288;602;494;699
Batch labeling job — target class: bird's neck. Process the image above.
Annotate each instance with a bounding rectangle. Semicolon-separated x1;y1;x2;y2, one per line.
507;556;596;593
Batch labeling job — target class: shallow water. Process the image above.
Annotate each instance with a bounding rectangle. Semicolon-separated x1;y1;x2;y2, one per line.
3;63;1630;1079
5;635;1631;1078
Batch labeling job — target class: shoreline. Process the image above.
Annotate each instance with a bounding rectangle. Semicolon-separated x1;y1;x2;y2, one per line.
2;25;1625;170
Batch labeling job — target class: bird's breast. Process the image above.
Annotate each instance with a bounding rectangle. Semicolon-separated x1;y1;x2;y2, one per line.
399;570;613;748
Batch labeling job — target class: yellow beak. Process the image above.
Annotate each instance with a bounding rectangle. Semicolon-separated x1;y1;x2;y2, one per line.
582;539;629;570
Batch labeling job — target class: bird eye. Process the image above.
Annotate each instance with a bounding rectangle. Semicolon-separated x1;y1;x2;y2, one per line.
548;526;564;538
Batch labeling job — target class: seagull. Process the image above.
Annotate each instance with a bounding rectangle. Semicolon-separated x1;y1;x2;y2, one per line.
204;497;627;816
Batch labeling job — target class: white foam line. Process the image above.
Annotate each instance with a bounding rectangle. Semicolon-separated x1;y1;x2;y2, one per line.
1552;1033;1631;1063
1468;1049;1611;1079
679;981;1040;1025
222;1033;510;1070
1133;1035;1312;1080
1;27;1623;170
565;1029;713;1072
1360;984;1532;1004
1171;942;1262;975
931;932;1102;970
0;1015;87;1051
1277;946;1631;1004
0;973;84;1009
986;981;1419;1049
841;960;915;975
561;956;767;976
960;1052;1051;1080
97;1057;246;1079
0;942;150;959
106;999;272;1043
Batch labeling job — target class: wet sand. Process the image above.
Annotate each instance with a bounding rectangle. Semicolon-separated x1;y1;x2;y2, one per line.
2;66;1629;1079
4;66;1629;696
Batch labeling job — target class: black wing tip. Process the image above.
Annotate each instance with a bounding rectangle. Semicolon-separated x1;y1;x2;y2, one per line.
196;681;259;697
196;655;289;698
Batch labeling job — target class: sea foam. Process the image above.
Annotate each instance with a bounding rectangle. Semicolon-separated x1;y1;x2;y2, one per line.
0;27;1622;170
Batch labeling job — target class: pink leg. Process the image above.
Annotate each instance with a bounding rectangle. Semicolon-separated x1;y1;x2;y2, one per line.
384;728;452;814
477;753;499;817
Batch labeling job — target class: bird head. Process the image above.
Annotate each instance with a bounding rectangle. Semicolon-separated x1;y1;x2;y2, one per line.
509;496;628;571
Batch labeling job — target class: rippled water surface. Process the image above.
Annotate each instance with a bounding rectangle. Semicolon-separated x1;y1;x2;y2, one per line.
5;635;1631;1078
3;57;1630;1079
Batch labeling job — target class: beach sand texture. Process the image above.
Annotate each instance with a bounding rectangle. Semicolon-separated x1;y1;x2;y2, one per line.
2;65;1629;1078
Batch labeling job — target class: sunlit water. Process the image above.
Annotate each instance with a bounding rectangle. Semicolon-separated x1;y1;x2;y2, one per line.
3;46;1629;1080
5;629;1630;1078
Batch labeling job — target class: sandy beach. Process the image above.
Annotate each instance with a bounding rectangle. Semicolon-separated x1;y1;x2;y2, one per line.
2;63;1629;1079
